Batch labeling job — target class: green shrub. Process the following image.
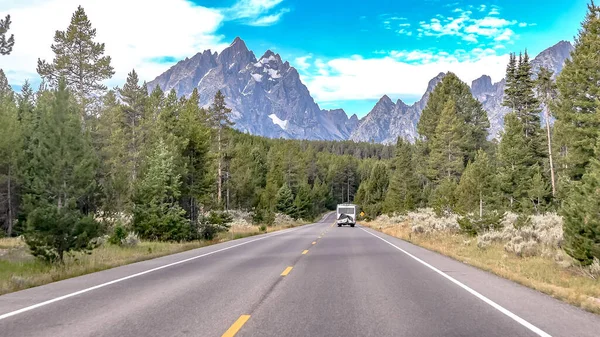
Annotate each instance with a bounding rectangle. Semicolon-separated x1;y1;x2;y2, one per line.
199;211;233;240
458;211;505;237
24;206;103;263
109;225;127;245
513;214;531;230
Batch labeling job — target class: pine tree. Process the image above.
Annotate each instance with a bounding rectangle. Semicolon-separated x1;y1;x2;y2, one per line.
429;99;465;181
157;89;180;145
37;6;114;120
456;149;494;217
503;53;518;112
209;90;234;208
417;72;489;164
536;66;557;196
431;178;457;216
293;183;313;220
497;113;531;211
22;79;101;262
0;72;21;236
0;14;15;55
366;162;389;203
17;81;35;123
561;151;600;265
97;90;131;214
118;70;149;184
528;164;550;215
384;138;419;214
132;139;188;241
554;2;600;181
515;52;542;142
275;183;295;216
311;177;331;215
503;52;545;166
178;88;211;226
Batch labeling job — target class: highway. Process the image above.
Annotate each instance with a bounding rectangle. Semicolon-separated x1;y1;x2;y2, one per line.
0;212;599;337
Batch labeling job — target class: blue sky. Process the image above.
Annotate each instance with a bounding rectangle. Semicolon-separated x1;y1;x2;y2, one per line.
1;0;588;117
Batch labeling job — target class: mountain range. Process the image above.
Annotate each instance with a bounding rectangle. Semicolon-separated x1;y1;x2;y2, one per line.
148;38;574;144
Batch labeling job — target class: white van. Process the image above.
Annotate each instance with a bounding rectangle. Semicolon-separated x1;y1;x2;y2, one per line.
336;204;357;227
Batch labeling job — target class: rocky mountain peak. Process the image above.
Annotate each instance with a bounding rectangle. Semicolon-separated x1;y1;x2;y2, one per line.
531;40;574;77
428;72;446;90
471;75;493;96
259;50;283;65
148;37;355;141
376;95;394;107
217;37;256;66
396;99;408;109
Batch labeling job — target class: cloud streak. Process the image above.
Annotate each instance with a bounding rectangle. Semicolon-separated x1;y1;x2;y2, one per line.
224;0;290;26
413;6;526;46
300;49;509;103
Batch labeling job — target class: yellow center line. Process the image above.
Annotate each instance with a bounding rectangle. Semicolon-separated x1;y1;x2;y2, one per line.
221;315;251;337
302;250;309;255
281;266;293;276
312;241;316;245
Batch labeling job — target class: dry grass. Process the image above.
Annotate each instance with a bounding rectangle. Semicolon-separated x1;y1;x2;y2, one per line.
365;211;600;315
0;220;303;296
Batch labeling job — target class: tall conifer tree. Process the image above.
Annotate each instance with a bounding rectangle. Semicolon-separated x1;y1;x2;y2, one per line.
37;6;114;121
554;1;600;181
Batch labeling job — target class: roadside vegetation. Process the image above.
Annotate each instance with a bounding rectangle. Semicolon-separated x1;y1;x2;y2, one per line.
0;212;303;295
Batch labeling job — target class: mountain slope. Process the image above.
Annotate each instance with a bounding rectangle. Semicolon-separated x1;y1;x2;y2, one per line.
349;73;446;144
351;40;574;143
147;37;357;141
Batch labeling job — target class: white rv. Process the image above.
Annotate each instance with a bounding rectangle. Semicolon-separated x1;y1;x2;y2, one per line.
336;204;357;227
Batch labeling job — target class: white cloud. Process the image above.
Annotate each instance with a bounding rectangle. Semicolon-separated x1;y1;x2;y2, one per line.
249;8;290;26
1;0;291;88
314;59;329;76
518;22;537;28
489;8;501;16
225;0;285;23
494;29;514;41
463;34;478;43
419;7;518;45
302;51;510;102
294;54;313;71
380;15;408;30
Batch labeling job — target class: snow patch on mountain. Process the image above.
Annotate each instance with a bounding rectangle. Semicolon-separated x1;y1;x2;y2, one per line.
269;114;289;130
251;73;263;82
266;68;281;79
260;55;277;64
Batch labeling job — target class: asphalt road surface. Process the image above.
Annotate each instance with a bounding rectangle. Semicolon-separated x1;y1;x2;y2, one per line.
1;212;599;337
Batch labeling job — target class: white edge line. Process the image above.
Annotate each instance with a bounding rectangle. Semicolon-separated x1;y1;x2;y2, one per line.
0;223;317;321
359;227;552;337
